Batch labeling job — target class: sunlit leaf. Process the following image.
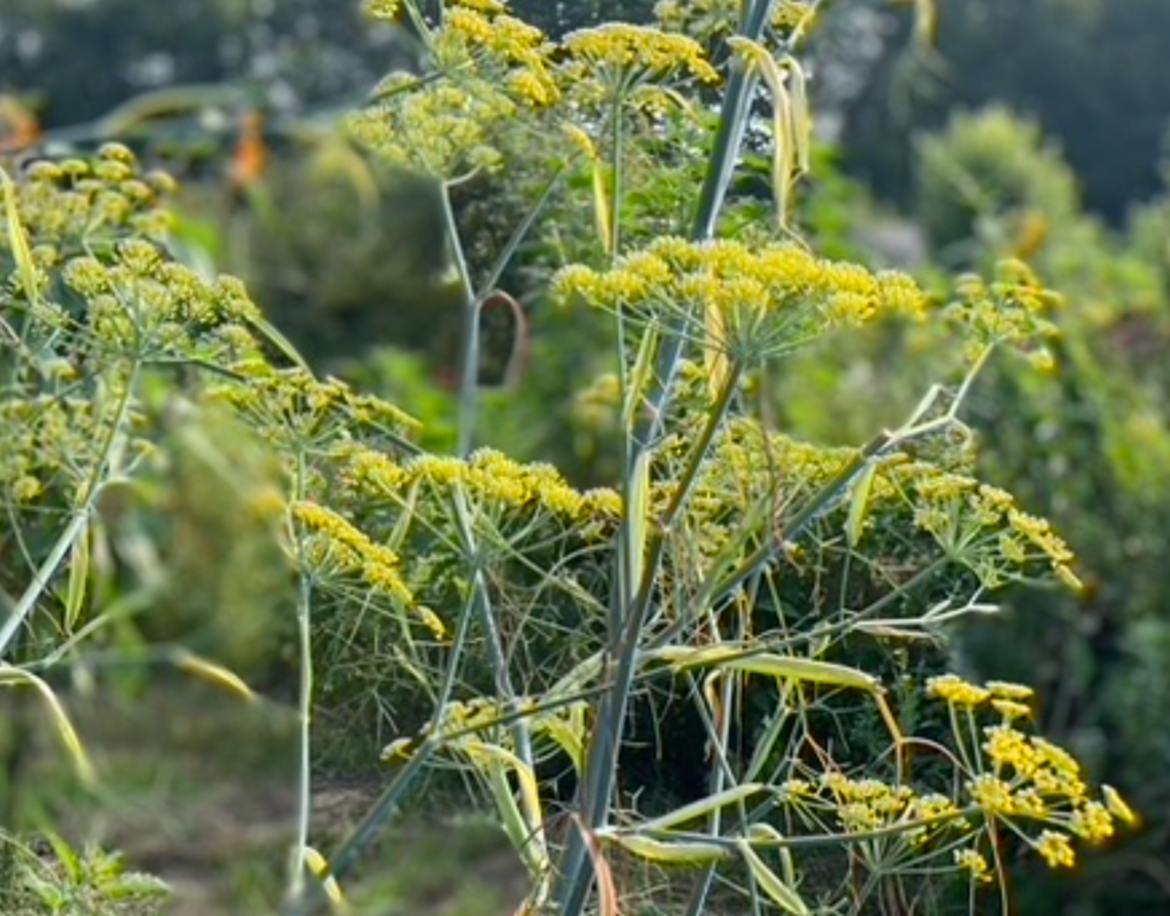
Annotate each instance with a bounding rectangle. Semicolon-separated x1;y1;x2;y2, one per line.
0;666;96;786
738;840;810;916
606;832;730;865
636;783;768;833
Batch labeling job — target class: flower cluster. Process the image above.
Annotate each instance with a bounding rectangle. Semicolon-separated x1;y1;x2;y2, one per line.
7;143;174;257
771;674;1135;890
927;674;1138;870
441;3;559;106
627;411;1080;614
654;0;816;43
553;238;924;365
1;151;288;518
947;259;1063;365
59;241;266;362
338;443;621;538
0;394;105;507
353;1;720;179
294;500;446;638
888;461;1081;590
561;22;719;92
780;772;971;855
352;0;562;178
216;370;420;453
350;76;519;180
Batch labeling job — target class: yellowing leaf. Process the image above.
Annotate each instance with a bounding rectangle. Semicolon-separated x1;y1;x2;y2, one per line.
1;166;40;306
627;450;652;592
63;522;90;632
174;650;257;703
594;166;614;255
462;741;548;876
738;841;810;916
655;646;880;692
607;833;730;865
624;323;659;432
845;461;878;548
303;846;348;912
0;666;96;786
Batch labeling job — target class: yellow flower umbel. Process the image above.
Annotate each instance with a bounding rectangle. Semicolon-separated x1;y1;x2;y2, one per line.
553;238;924;374
338;443;620;538
352;0;560;179
562;23;719;91
655;0;816;43
927;673;991;707
294;500;447;639
954;848;994;883
927;675;1138;874
947;259;1063;364
891;462;1082;591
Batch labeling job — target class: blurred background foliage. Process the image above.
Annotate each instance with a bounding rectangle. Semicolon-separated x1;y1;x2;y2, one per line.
2;1;1170;914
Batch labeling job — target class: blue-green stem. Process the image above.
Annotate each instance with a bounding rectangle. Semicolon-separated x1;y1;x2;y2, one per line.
554;6;777;911
450;165;569;457
556;360;744;916
683;601;749;916
444;185;481;458
287;450;313;903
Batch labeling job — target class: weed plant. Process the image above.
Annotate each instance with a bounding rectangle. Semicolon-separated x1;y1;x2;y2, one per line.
0;2;1139;915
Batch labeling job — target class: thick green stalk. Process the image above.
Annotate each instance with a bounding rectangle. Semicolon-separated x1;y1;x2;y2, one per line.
554;6;779;912
556;362;744;916
690;0;775;243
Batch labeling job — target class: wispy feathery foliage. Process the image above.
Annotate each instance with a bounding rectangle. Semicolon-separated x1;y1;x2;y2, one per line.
0;2;1139;914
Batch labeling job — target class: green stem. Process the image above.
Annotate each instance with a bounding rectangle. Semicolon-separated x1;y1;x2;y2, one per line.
554;3;806;910
683;600;749;916
556;361;744;916
284;560;482;916
632;803;985;851
287;450;312;903
609;90;625;260
452;490;543;867
690;0;775;242
444;184;480;458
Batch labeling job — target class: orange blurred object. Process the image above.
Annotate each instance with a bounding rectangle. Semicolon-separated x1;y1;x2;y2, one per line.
0;96;41;153
228;110;268;191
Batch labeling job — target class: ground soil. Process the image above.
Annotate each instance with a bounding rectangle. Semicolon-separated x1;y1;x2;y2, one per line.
9;680;527;916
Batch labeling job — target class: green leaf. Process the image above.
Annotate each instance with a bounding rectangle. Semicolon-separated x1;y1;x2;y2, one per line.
654;646;881;692
637;783;768;833
607;833;730;865
738;840;810;916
